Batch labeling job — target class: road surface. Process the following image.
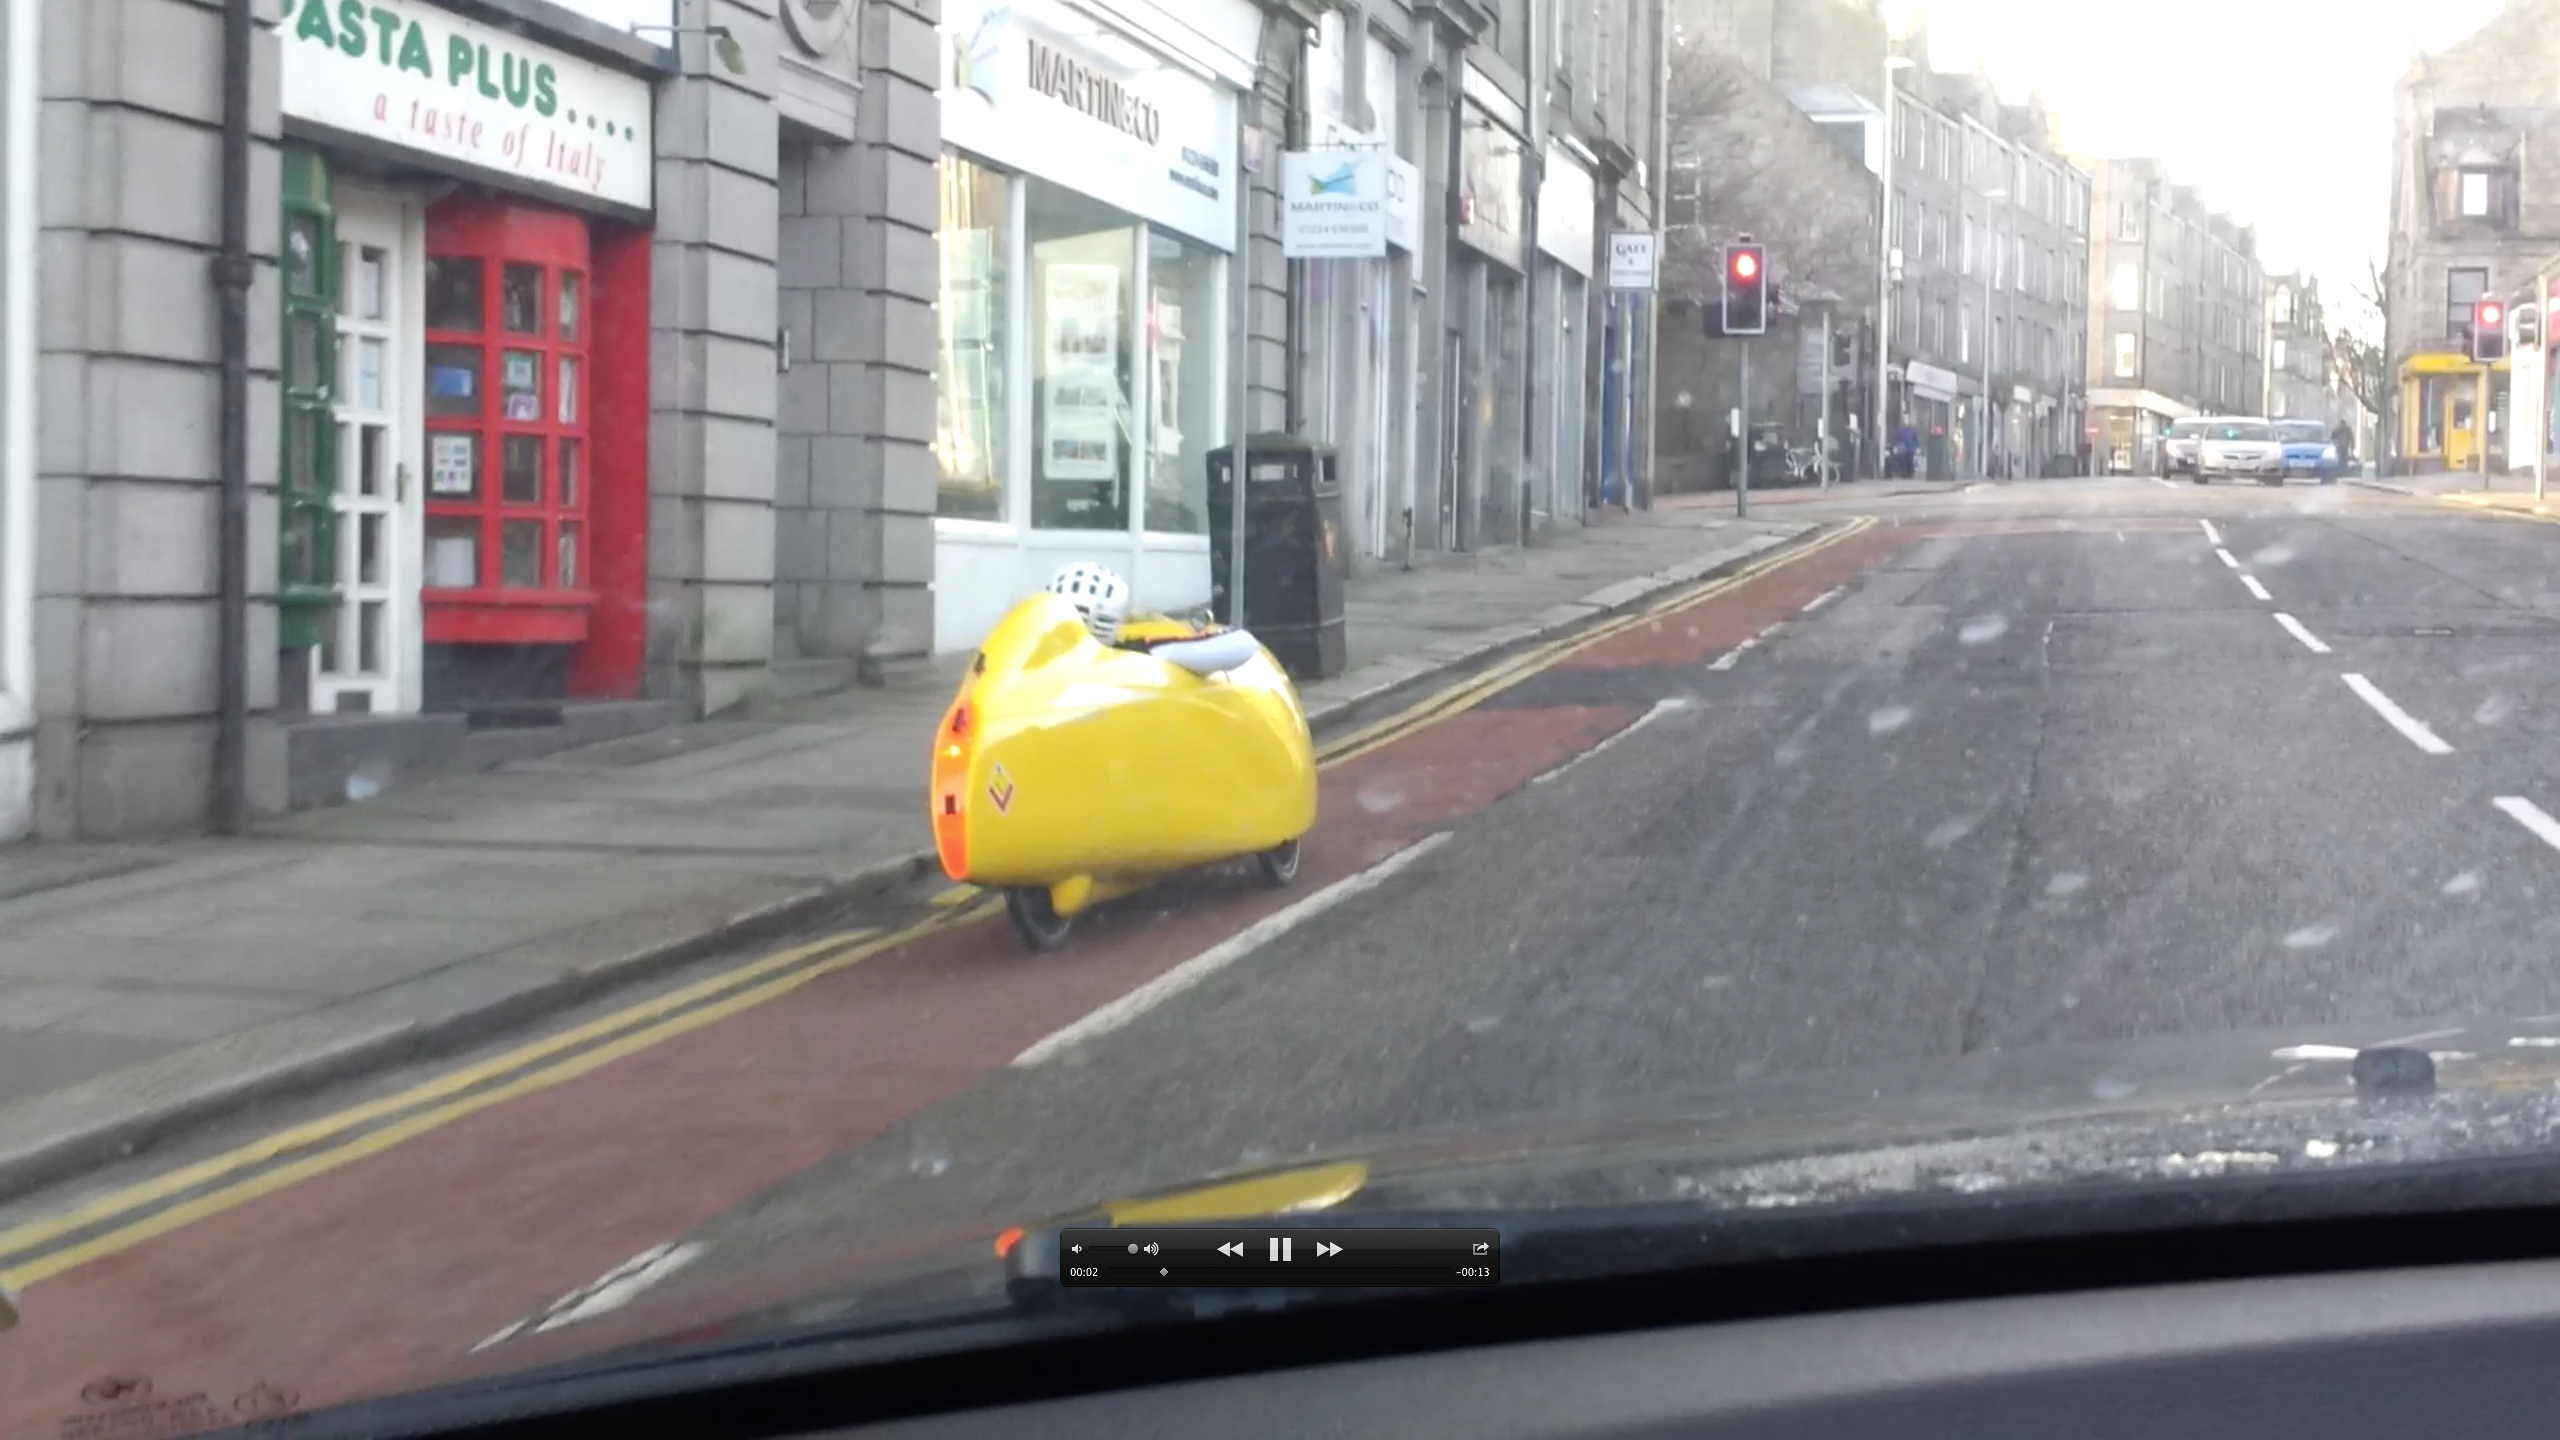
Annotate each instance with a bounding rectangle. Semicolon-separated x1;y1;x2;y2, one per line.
11;474;2560;1432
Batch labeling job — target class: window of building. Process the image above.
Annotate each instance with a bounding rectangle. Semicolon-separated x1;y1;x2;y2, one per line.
1929;298;1946;354
1961;214;1975;276
1144;230;1222;536
1026;177;1139;532
1669;142;1704;229
2462;170;2490;217
420;201;592;624
2117;203;2140;241
2112;262;2138;312
1365;33;1400;152
935;152;1012;523
2447;266;2489;343
1961;300;1974;362
2273;338;2286;371
2114;332;2136;378
1933;208;1948;261
2272;286;2291;323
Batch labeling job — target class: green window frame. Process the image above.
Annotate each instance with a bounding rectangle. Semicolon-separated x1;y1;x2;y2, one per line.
279;146;338;650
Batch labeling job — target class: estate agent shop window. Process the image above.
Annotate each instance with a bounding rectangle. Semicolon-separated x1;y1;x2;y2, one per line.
936;160;1224;539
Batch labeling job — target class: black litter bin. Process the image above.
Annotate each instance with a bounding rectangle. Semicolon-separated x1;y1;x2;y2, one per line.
1208;433;1347;681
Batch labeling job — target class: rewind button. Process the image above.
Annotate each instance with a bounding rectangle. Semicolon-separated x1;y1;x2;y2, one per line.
1217;1241;1245;1258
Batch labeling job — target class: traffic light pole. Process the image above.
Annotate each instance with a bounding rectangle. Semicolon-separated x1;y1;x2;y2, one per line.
2538;280;2550;504
1818;307;1834;490
1737;342;1752;518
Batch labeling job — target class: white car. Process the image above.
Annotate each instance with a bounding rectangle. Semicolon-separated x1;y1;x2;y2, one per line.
2196;419;2285;486
2161;418;2213;478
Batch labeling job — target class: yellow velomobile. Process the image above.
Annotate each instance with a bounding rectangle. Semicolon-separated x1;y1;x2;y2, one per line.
931;591;1320;951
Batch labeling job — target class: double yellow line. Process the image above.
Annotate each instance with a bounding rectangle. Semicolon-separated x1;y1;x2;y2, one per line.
1316;516;1876;767
0;518;1871;1292
0;914;1000;1290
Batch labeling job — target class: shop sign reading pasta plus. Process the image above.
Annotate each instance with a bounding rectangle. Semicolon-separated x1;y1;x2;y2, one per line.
277;0;655;212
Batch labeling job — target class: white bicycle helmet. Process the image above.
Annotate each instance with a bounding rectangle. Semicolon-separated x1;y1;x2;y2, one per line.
1047;562;1131;644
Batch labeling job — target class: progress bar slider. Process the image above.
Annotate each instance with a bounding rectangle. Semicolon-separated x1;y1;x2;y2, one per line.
1058;1226;1500;1289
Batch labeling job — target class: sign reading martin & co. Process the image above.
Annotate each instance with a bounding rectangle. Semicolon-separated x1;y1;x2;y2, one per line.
939;0;1238;251
1026;38;1162;144
277;0;656;213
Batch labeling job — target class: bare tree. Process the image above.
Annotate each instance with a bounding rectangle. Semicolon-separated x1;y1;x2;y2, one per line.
1658;48;1878;311
2325;258;2388;420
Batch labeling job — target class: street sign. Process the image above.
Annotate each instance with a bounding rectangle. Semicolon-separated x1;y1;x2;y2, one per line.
1606;231;1658;290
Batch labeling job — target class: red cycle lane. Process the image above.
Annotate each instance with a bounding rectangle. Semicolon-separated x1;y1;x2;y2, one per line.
0;523;1918;1435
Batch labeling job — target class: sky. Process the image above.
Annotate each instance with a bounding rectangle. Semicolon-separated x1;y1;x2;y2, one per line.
1884;0;2509;325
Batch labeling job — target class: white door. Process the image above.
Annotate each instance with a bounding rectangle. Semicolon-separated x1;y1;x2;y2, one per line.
314;193;422;715
1364;265;1392;557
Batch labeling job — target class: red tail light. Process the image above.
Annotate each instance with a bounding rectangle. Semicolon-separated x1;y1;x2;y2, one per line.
950;702;970;738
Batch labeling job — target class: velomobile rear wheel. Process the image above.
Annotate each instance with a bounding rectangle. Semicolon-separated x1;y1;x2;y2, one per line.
1005;887;1074;952
1256;838;1303;889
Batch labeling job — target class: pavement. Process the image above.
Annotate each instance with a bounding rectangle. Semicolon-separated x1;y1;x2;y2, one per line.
2346;466;2560;516
0;505;1809;1204
24;470;2560;1428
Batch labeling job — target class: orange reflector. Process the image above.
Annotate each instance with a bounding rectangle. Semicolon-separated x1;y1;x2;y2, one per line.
931;697;971;881
994;1226;1024;1258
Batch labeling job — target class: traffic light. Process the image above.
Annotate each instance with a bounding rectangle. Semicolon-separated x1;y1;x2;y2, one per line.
2513;301;2542;353
1723;242;1768;336
2473;297;2509;363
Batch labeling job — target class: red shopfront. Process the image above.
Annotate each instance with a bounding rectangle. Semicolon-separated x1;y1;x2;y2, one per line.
418;196;650;706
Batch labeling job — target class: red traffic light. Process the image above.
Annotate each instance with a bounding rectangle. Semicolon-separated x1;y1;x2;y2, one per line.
2481;301;2505;327
1732;251;1760;280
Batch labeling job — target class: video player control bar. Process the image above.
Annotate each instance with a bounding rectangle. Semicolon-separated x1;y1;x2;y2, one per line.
1057;1226;1500;1287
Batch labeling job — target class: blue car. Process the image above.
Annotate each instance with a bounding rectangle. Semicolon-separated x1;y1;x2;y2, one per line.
2274;420;2339;484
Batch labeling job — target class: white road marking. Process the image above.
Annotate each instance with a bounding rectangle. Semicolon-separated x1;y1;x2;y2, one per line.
2153;477;2179;489
1800;586;1844;614
2115;531;2126;543
2494;796;2560;854
2200;519;2223;545
1532;697;1694;784
2342;673;2453;755
2214;547;2240;569
472;1242;705;1352
1012;833;1456;1066
2272;612;2329;653
2238;574;2272;602
1708;639;1757;671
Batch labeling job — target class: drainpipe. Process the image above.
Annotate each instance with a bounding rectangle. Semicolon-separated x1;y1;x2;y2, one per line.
1637;0;1668;510
212;0;254;834
1285;34;1308;434
1521;2;1545;540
